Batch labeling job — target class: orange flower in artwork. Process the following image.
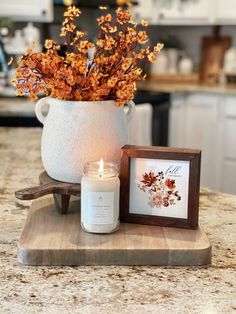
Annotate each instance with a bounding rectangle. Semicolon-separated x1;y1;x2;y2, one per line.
141;171;158;187
12;5;163;105
138;171;181;208
165;178;176;190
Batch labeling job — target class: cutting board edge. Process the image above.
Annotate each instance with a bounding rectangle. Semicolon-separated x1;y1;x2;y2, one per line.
17;245;212;266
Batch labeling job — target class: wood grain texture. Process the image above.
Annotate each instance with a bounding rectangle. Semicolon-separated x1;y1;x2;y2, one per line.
15;172;81;200
149;74;199;84
18;197;211;266
200;27;231;84
15;172;81;214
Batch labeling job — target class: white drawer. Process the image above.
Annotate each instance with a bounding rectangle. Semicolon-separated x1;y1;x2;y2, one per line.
186;93;219;107
170;93;186;108
221;160;236;194
224;97;236;118
223;119;236;159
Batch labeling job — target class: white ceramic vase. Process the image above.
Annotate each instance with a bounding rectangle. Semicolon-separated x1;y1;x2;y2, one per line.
35;97;135;183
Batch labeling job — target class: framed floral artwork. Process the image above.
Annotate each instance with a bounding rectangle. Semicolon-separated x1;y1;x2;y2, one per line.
120;145;201;229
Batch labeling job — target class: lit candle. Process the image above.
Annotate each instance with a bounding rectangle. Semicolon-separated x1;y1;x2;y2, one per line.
81;159;120;233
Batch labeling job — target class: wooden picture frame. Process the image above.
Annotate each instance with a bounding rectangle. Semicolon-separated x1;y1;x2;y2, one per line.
120;145;201;229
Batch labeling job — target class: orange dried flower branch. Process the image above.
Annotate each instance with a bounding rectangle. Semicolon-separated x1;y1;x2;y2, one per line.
13;5;163;105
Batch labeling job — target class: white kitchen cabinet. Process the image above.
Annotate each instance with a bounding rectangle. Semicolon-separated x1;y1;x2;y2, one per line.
131;0;154;24
154;0;213;25
169;92;236;194
221;97;236;193
0;0;53;22
215;0;236;24
169;92;222;190
221;161;236;194
131;0;236;25
184;94;222;190
168;93;186;147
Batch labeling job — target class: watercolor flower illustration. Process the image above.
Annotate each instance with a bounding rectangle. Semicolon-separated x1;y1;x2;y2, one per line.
137;171;181;208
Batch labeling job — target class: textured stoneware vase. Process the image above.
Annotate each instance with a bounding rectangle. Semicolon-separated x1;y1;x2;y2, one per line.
35;97;135;183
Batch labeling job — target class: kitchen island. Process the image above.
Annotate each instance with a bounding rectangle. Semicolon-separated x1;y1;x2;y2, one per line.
0;127;235;314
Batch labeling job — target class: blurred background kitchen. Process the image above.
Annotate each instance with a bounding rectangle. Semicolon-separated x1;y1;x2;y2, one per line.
0;0;236;194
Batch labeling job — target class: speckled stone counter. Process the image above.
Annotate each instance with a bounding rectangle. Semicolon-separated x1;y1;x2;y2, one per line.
0;128;235;314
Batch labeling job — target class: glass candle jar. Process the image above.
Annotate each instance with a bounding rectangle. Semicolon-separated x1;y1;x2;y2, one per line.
81;159;120;233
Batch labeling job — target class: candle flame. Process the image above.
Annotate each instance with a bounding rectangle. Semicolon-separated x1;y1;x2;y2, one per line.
99;158;104;177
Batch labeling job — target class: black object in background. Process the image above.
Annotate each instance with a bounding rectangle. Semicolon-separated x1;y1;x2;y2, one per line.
134;91;170;147
0;116;42;127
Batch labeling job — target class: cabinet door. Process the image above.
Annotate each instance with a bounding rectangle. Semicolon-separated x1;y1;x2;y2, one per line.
155;0;212;25
221;97;236;194
0;0;53;22
168;93;186;147
215;0;236;22
169;93;222;190
131;0;154;24
221;161;236;194
169;93;236;193
184;93;221;190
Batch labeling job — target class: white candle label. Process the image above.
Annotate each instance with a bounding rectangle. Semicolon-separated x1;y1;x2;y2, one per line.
86;192;114;224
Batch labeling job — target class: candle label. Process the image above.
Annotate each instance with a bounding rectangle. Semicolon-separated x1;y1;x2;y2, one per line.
86;192;114;224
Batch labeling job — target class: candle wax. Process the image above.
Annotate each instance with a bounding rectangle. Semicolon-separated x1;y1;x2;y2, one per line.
81;175;120;233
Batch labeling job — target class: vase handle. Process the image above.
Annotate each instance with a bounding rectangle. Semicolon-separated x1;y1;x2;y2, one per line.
126;100;136;123
35;97;50;125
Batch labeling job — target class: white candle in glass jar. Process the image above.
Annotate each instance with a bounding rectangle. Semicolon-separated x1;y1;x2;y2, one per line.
81;159;120;233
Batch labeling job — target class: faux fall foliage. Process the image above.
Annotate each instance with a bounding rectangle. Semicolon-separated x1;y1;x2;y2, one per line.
12;6;163;106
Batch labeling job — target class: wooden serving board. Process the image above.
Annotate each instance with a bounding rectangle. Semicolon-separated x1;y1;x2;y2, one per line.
18;197;211;266
200;26;231;84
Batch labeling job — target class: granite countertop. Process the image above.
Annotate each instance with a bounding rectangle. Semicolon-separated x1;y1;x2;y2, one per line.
138;80;236;95
0;127;235;314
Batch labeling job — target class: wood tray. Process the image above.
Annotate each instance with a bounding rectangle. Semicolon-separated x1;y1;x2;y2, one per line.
18;197;211;266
